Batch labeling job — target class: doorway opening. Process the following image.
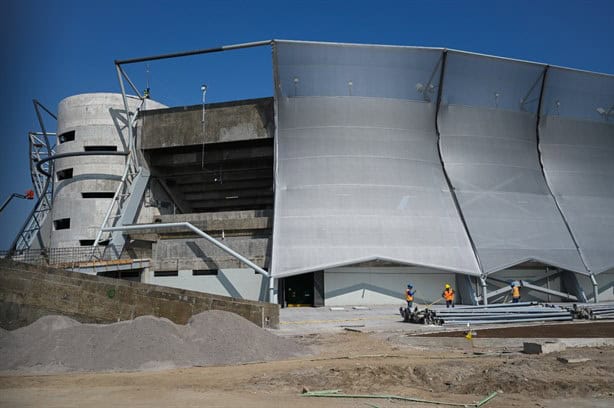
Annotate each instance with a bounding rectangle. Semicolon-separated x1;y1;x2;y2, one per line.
280;271;324;307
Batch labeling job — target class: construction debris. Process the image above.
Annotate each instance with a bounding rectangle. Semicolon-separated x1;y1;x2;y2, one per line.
343;327;363;333
557;357;591;364
340;324;365;333
399;306;428;323
301;389;499;407
523;341;566;355
570;302;614;320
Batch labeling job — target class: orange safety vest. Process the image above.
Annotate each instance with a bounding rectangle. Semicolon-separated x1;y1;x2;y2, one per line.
512;286;520;298
443;289;455;301
406;289;414;302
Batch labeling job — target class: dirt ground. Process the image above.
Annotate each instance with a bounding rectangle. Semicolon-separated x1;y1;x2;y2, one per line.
419;321;614;338
1;323;614;407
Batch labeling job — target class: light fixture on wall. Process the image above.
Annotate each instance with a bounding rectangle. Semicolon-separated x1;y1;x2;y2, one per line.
293;77;299;97
415;83;435;102
596;106;613;120
554;100;561;115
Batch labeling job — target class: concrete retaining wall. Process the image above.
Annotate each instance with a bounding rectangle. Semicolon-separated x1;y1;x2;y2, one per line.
153;236;270;271
0;259;278;330
143;268;267;302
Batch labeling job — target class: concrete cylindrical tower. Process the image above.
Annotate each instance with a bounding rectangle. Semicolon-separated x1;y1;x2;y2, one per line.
50;93;165;248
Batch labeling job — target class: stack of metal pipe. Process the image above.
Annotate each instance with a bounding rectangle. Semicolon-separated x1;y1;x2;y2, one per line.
569;302;614;320
425;302;573;325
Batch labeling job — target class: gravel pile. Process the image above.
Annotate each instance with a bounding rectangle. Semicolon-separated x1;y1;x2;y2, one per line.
0;311;305;373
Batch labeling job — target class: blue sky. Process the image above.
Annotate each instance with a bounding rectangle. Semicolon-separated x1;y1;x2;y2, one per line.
1;0;613;249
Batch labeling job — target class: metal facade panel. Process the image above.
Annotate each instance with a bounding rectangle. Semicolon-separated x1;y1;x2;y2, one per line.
438;53;587;275
271;42;480;278
540;68;614;274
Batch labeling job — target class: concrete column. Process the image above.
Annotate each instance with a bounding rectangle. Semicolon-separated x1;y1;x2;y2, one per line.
51;93;166;248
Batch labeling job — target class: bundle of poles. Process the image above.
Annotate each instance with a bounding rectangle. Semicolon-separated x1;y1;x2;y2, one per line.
424;302;573;325
568;302;614;320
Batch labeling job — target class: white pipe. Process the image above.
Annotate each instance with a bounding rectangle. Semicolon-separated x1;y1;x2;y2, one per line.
590;274;599;304
268;276;276;304
480;276;488;305
102;222;270;277
519;280;578;301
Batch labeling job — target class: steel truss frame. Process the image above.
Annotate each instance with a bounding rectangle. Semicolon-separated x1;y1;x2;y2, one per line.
89;41;273;261
9;101;57;254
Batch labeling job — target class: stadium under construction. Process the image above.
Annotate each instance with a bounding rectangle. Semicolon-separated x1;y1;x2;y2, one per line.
3;40;613;308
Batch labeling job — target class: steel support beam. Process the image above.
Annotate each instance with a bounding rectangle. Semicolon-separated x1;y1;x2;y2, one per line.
153;177;189;214
118;65;143;99
534;65;591;276
9;101;57;253
115;64;137;167
456;274;478;305
106;168;151;258
590;274;599;303
476;284;510;302
480;276;488;305
0;193;30;212
35;151;128;177
269;276;276;304
115;40;272;66
434;49;484;277
102;222;269;278
519;280;578;301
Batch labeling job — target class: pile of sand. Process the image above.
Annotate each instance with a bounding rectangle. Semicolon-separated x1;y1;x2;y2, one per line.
0;311;305;373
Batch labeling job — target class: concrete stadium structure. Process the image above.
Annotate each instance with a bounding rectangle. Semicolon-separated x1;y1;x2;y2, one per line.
8;40;614;307
52;94;166;248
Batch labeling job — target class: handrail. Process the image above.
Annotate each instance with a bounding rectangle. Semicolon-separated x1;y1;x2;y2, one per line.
35;151;128;177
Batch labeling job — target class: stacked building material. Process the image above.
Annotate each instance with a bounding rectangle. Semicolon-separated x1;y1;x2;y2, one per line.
424;302;573;325
570;302;614;320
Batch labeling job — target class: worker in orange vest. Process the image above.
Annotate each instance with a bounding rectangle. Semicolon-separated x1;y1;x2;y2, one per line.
442;283;455;308
405;284;416;310
511;282;521;303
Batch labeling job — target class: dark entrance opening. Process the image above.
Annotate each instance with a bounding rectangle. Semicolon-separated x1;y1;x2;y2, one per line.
283;273;314;307
98;270;142;282
280;271;324;307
